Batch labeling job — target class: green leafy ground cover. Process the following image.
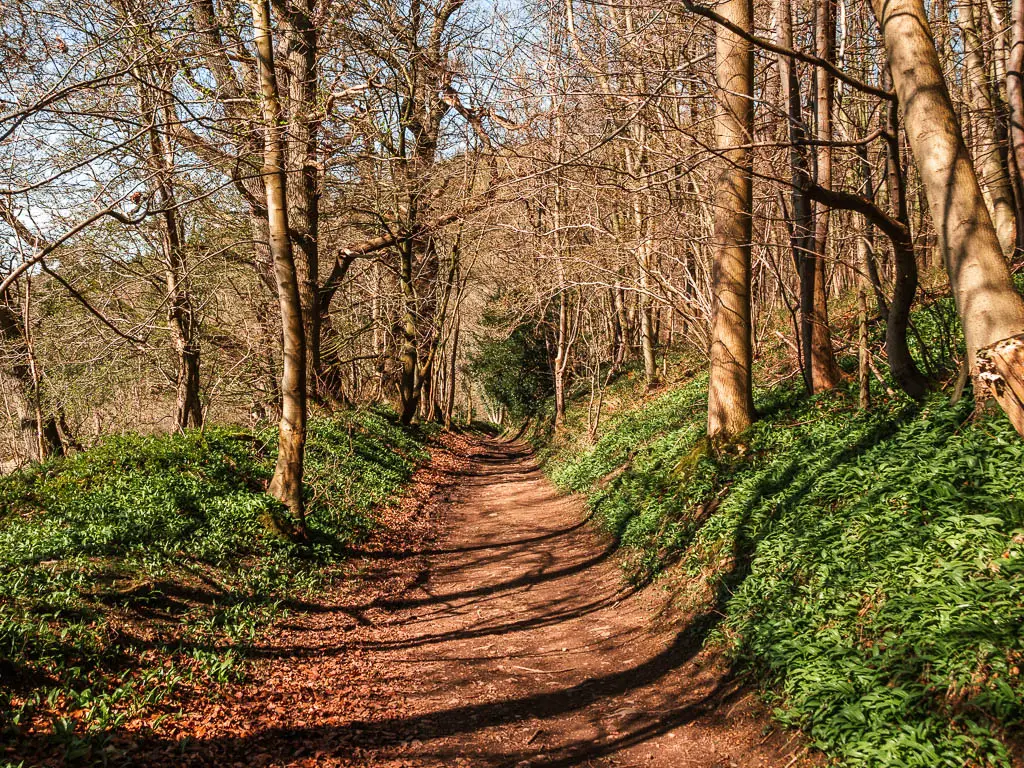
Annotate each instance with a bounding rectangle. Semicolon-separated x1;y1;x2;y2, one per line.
0;408;428;762
544;358;1024;766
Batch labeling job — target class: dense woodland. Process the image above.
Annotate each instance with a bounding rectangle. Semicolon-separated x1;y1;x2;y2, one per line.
5;0;1024;477
3;0;1024;763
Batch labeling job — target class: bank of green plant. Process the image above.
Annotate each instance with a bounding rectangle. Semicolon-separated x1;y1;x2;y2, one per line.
0;407;428;761
546;355;1024;766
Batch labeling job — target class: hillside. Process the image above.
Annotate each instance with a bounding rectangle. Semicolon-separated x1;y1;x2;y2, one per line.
0;409;433;764
539;349;1024;766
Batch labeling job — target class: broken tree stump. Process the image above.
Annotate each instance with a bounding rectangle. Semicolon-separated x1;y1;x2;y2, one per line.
976;333;1024;437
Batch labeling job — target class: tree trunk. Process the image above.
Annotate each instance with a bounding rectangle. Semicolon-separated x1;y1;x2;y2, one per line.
707;0;756;439
962;0;1017;257
613;282;630;366
1009;0;1024;222
553;289;569;428
629;167;658;385
638;251;658;385
147;98;203;431
250;214;284;422
252;0;307;535
444;312;459;430
607;286;624;370
811;0;841;391
858;288;871;409
281;0;323;396
882;99;931;398
0;299;64;463
854;142;888;317
778;0;816;392
399;241;419;426
870;0;1024;405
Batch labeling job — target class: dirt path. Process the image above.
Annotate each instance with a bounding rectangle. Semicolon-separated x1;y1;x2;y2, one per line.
127;436;798;767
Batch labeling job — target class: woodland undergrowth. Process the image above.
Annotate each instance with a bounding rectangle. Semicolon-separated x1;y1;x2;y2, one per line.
0;408;429;764
542;297;1024;767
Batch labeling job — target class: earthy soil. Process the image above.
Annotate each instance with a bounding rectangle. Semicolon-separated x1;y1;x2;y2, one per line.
116;435;805;767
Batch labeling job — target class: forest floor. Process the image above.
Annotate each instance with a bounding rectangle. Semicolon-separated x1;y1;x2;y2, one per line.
114;436;803;767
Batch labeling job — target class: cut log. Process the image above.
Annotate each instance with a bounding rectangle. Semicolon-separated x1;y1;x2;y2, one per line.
975;333;1024;436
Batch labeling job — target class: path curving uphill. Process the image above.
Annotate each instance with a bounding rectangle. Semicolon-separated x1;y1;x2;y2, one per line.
121;436;799;767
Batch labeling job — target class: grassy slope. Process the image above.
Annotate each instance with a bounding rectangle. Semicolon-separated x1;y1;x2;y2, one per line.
542;341;1024;766
0;408;429;761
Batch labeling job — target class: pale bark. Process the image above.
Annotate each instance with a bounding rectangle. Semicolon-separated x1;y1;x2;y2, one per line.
444;312;459;430
252;0;308;534
554;290;569;427
1009;0;1024;222
707;0;756;439
871;0;1024;378
962;0;1017;256
625;148;658;385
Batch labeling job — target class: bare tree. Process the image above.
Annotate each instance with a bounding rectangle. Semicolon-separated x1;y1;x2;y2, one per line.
707;0;756;439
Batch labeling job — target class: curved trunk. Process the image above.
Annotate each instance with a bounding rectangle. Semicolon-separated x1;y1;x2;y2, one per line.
871;0;1024;425
885;240;929;399
883;99;931;398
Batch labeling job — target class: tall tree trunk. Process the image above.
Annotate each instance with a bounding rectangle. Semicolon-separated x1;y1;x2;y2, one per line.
146;97;203;431
778;0;816;391
281;0;323;396
422;356;437;421
551;151;572;427
130;8;204;432
853;142;887;316
444;312;459;429
858;288;871;409
399;240;419;425
870;0;1024;387
638;240;658;384
626;150;658;385
249;215;284;422
811;0;840;390
159;195;202;432
707;0;756;439
882;100;931;398
962;0;1017;256
252;0;307;535
613;282;630;366
1008;0;1024;239
607;286;624;369
554;288;569;427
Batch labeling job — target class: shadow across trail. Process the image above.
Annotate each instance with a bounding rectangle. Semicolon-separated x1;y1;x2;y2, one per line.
96;437;790;767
